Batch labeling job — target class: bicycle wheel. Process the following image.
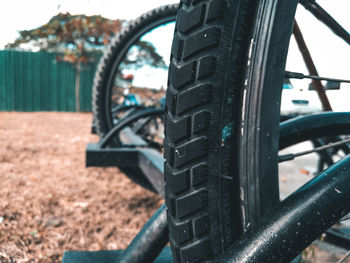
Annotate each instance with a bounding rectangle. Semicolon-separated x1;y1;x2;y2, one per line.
164;0;261;261
92;4;178;139
164;0;349;262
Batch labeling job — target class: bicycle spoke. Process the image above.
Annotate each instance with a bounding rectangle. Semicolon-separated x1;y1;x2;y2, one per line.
300;0;350;45
278;137;350;163
313;138;334;173
339;213;350;222
285;71;350;84
337;250;350;263
293;20;332;111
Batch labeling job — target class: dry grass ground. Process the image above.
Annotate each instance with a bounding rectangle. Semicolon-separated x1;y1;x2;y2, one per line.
0;112;161;262
0;112;348;263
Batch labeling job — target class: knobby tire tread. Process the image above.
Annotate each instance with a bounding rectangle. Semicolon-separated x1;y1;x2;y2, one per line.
92;4;179;138
164;0;256;262
91;4;178;193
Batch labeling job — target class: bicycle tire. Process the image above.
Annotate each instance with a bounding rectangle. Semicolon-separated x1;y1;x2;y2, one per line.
164;0;300;262
92;4;178;138
164;0;260;261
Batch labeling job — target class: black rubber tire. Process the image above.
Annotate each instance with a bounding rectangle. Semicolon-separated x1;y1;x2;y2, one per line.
164;0;301;262
92;4;178;139
164;0;259;262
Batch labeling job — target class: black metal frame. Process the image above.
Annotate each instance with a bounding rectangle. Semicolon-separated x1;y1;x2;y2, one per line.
113;1;350;261
98;108;164;147
117;154;350;263
216;155;350;262
118;204;168;263
86;107;165;196
105;113;350;263
299;0;350;45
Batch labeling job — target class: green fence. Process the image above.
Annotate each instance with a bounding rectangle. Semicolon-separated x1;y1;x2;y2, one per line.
0;50;101;112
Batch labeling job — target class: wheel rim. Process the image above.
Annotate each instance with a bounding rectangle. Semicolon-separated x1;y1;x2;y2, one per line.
104;18;176;131
240;0;349;230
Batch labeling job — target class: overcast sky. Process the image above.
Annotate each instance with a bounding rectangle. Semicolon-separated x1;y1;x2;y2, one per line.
0;0;348;90
0;0;177;49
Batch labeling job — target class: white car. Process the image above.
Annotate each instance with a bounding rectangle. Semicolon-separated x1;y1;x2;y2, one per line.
280;81;349;120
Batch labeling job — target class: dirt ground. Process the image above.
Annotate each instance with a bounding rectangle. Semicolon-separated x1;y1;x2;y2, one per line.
0;112;161;262
0;112;348;263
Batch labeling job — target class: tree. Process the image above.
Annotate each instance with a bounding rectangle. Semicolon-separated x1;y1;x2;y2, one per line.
6;13;167;111
122;40;167;69
7;13;123;111
6;12;122;63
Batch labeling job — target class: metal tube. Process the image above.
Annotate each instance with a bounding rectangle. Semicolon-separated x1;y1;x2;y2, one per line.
279;112;350;149
111;104;145;114
292;20;332;111
217;155;350;263
98;108;164;148
117;203;168;263
299;0;350;45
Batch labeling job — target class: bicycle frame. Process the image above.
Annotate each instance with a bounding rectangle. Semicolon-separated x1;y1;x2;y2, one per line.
89;1;350;261
117;112;350;262
118;154;350;262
